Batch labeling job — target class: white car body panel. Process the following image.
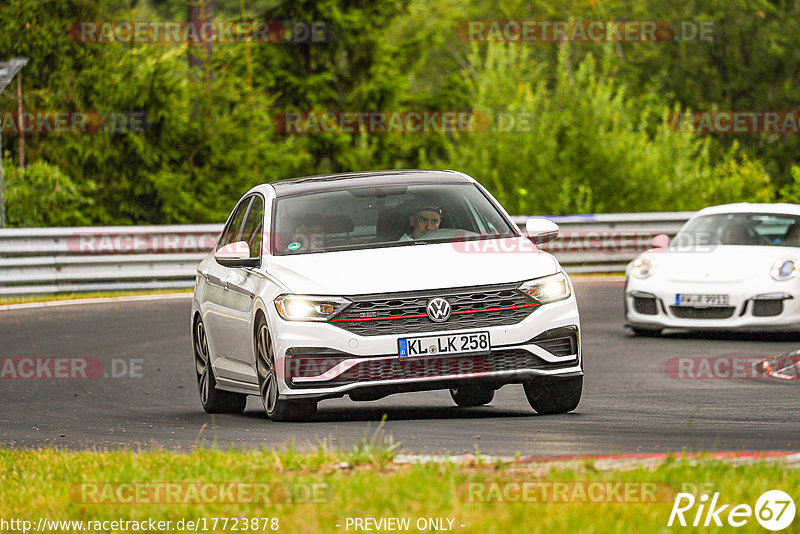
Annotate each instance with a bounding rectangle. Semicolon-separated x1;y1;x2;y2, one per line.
266;237;558;295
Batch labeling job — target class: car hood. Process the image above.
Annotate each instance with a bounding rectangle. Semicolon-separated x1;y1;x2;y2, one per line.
644;246;800;283
265;237;559;294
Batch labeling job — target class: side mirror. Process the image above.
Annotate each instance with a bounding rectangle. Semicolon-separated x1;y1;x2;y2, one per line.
650;233;670;249
214;241;260;268
525;218;560;244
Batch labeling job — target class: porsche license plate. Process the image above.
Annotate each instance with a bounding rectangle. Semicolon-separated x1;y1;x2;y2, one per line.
398;332;490;358
675;294;729;307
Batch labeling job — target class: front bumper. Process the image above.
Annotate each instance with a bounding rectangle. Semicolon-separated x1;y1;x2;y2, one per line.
271;297;582;400
624;277;800;331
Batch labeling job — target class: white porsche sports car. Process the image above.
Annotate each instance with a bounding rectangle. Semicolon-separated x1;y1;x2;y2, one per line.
625;203;800;335
191;170;583;420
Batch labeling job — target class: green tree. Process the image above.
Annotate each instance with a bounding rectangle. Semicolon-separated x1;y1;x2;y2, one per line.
441;43;773;214
3;160;91;227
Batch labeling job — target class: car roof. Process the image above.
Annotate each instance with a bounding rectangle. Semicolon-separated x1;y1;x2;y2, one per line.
694;202;800;217
266;169;474;197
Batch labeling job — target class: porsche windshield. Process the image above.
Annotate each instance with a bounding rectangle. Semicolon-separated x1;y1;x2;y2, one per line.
673;213;800;248
272;183;517;255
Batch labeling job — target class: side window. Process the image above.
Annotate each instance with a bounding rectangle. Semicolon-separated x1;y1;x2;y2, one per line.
218;197;252;249
241;196;265;257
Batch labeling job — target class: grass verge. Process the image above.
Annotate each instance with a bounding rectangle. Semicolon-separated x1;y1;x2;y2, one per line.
1;443;796;533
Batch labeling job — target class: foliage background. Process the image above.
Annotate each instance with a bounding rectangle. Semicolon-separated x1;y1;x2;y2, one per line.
0;0;795;226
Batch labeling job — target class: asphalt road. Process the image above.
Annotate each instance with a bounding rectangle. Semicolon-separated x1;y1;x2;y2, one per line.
1;283;798;455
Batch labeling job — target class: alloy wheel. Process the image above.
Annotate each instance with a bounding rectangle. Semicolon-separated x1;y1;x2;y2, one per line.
194;319;210;405
256;323;278;413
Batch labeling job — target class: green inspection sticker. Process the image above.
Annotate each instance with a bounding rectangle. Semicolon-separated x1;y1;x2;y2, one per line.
287;242;302;251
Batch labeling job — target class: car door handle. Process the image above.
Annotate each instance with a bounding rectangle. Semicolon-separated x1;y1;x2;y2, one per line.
222;272;254;299
204;273;226;289
227;282;255;299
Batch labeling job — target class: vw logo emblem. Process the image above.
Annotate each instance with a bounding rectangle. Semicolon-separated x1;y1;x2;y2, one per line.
426;298;451;322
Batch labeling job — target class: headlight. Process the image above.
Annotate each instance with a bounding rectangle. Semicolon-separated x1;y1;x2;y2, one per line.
630;257;657;279
519;272;571;304
274;295;351;321
770;259;799;281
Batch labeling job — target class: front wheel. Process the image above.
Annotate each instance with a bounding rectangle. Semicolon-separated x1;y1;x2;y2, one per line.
255;317;317;422
193;317;247;414
523;376;582;414
449;385;494;407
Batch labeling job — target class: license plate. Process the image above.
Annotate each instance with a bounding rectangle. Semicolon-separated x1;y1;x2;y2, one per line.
398;332;490;358
675;293;729;307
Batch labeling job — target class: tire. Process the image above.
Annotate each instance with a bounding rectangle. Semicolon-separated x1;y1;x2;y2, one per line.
193;317;247;414
255;316;317;422
449;385;494;407
631;327;662;337
523;375;582;414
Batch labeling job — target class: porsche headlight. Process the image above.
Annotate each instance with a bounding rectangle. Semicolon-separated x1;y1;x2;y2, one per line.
519;272;571;304
274;295;351;321
770;259;799;281
630;257;657;279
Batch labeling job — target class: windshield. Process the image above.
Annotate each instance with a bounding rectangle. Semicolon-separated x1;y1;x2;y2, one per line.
271;183;517;255
673;213;800;248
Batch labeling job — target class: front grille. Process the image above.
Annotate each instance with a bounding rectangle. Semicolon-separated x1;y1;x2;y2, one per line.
752;300;783;317
669;306;736;319
633;296;658;315
287;349;578;388
331;282;538;336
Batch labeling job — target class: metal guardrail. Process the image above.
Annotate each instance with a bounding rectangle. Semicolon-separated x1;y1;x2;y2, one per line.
0;214;694;296
0;225;221;296
513;212;693;273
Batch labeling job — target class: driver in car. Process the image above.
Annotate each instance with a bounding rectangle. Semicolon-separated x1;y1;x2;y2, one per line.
400;205;442;240
719;221;756;246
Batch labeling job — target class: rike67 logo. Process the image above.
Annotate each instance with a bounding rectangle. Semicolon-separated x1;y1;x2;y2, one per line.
668;490;795;530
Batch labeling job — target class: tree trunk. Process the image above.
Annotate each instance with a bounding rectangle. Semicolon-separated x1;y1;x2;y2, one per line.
187;0;214;81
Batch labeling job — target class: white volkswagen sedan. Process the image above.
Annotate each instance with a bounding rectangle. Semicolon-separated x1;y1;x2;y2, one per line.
625;203;800;335
191;170;582;420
